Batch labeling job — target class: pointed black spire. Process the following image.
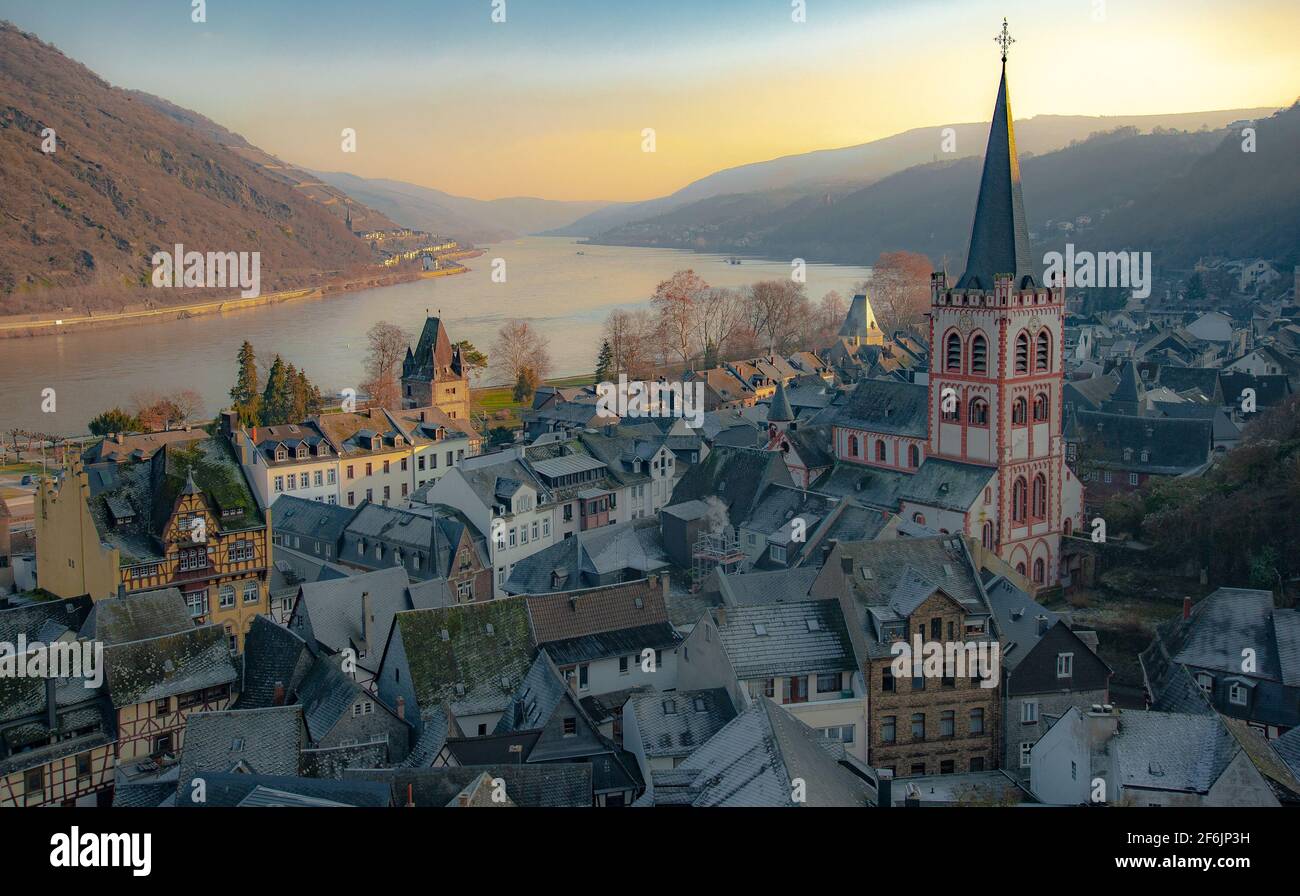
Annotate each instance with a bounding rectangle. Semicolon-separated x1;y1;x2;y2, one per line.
769;379;794;423
956;56;1035;291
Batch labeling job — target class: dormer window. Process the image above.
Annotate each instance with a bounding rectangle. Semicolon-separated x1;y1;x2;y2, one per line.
275;447;287;461
296;445;309;459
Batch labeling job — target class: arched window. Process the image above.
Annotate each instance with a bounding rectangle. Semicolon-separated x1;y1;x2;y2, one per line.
941;397;961;423
982;521;994;550
1015;331;1030;374
970;333;988;375
1032;473;1047;519
1063;518;1073;537
1012;477;1027;522
1033;393;1049;422
946;332;962;372
1033;557;1046;584
876;440;887;462
847;434;858;457
969;398;989;426
908;444;920;468
1012;397;1028;425
913;512;926;526
1035;330;1051;372
1016;562;1027;575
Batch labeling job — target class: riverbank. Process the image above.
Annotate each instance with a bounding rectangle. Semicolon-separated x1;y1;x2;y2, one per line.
0;249;485;340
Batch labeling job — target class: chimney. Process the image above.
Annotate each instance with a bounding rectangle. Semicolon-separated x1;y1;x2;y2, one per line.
361;592;372;643
1086;704;1121;742
273;681;286;706
1036;614;1049;636
114;432;125;445
396;696;406;721
840;555;853;575
1182;596;1192;620
716;606;727;627
406;782;415;808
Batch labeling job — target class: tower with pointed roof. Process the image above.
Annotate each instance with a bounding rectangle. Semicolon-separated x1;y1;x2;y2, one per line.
401;316;470;421
927;22;1082;587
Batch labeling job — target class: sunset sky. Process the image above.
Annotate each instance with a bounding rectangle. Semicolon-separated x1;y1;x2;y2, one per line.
2;0;1297;201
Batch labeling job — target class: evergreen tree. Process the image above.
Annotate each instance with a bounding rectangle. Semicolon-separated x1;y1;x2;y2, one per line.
88;407;141;436
512;366;539;402
259;355;293;425
229;340;261;425
291;368;323;420
594;339;614;382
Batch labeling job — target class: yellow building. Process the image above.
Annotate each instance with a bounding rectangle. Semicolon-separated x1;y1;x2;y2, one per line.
35;437;271;651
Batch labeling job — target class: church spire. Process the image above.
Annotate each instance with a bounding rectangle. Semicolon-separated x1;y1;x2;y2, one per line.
955;20;1035;291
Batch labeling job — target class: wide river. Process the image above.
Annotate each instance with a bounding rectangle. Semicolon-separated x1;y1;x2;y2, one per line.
0;237;870;436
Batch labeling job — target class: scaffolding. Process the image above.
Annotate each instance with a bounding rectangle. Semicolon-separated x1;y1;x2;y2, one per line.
692;528;747;586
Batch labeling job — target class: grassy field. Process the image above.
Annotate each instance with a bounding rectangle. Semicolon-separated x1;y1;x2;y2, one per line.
472;374;596;433
0;462;43;476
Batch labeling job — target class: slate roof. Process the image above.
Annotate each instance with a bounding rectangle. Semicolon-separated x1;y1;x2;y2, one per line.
653;698;873;807
1112;711;1238;794
668;446;793;523
80;587;195;646
291;565;421;661
812;462;913;509
296;655;392;742
401;706;457;768
954;62;1035;291
348;765;592;808
714;600;856;680
0;595;92;645
627;688;737;759
103;623;239;708
177;705;304;785
896;458;995;512
388;597;536;718
403;316;462;381
236;615;313;709
269;494;356;543
176;771;391;807
1160;588;1300;686
1070;410;1212;475
717;567;820;606
833;379;928;438
983;575;1061;672
1275;726;1300;781
494;650;583;737
504;519;668;596
768;380;794;422
1155;366;1222;401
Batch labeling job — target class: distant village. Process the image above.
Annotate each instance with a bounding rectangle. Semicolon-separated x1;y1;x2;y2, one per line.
2;62;1298;810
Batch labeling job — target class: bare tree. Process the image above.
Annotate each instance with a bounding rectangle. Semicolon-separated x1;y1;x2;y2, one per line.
868;251;933;337
620;310;661;379
696;286;744;368
745;280;808;354
358;321;409;410
815;290;848;347
652;270;709;370
491;320;552;388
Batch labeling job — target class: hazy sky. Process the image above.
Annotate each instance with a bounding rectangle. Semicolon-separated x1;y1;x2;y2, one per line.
2;0;1297;201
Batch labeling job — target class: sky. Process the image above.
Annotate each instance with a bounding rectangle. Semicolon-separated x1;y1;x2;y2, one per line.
2;0;1298;202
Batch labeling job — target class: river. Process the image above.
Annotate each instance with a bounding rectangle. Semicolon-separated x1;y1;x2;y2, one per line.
0;237;871;436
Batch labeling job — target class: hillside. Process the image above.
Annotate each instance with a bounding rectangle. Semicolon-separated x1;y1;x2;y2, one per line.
554;107;1275;237
0;22;384;312
311;170;615;242
587;124;1259;270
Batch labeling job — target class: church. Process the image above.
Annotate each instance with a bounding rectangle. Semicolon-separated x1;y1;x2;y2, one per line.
769;38;1083;588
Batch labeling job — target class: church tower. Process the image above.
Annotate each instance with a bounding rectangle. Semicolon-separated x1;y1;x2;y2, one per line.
927;22;1078;586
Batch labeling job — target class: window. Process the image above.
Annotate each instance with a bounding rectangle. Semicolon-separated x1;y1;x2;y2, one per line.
1129;472;1139;486
881;716;896;744
578;664;589;691
1011;396;1028;425
970;333;988;374
946;331;962;372
1022;700;1039;724
822;725;855;744
155;698;170;716
299;473;309;489
619;656;629;675
346;465;354;480
26;767;44;794
1056;653;1074;678
1032;474;1047;519
365;463;373;477
1033;557;1046;584
784;676;809;704
185;589;208;618
881;666;895;692
876;440;887;462
313;470;323;487
1033;393;1049;422
847;434;859;457
219;585;235;609
969;707;984;735
981;521;994;550
968;398;989;426
243;582;260;604
1015;331;1030;374
562;717;577;737
816;673;842;694
230;541;254;563
763;678;775;698
1012;477;1027;522
1195;672;1213;695
75;752;92;779
457;581;473;603
542;519;550;537
940;759;955;775
1035;330;1051;372
911;713;925;740
1020;742;1033;768
908;444;920;468
1228;682;1248;706
274;476;284;493
910;762;926;776
941;397;961;423
940;710;955;737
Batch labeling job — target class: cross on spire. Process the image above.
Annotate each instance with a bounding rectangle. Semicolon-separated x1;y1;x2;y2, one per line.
995;18;1014;62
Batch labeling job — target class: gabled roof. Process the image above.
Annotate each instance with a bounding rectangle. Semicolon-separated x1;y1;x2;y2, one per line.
1112;711;1238;794
955;62;1035;291
103;624;239;708
668;446;793;523
715;600;856;680
653;698;873;807
897;458;995;512
627;688;737;759
1161;588;1300;686
236;616;313;709
833;379;928;438
292;565;417;661
295;655;400;742
1070;410;1212;475
348;765;592;808
79;588;194;646
177;705;304;785
177;771;391;807
717;567;820;606
0;595;92;645
387;596;536;718
525;578;671;645
269;494;357;543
